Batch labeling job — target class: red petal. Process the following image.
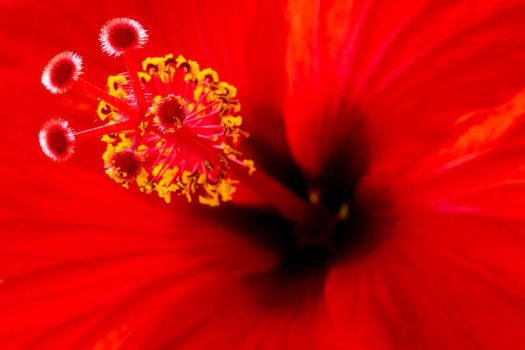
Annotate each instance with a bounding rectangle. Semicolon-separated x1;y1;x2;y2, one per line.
338;85;525;347
325;209;525;349
0;161;278;346
285;0;525;179
0;0;289;346
371;88;525;213
284;0;355;178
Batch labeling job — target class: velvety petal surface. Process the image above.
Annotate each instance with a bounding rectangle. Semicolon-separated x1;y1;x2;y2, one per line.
324;84;525;349
285;0;525;180
0;0;306;348
3;0;525;348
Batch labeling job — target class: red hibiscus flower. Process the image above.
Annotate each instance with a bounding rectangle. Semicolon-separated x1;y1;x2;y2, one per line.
2;0;525;349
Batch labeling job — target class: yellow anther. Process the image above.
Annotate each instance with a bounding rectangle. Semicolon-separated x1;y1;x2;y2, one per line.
99;54;252;206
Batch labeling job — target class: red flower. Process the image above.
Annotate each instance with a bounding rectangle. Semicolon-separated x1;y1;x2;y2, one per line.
2;0;525;349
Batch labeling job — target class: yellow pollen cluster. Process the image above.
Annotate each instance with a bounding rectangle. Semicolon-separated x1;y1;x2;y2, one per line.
98;54;252;206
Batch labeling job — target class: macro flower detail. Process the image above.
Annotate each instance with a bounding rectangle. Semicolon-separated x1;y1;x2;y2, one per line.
41;51;83;95
3;0;525;349
39;19;252;206
99;17;149;57
38;119;76;162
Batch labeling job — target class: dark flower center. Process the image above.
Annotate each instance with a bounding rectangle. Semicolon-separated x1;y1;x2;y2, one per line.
204;107;392;308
